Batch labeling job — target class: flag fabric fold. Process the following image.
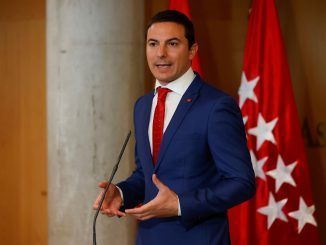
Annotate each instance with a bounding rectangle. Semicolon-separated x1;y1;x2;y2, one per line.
229;0;319;244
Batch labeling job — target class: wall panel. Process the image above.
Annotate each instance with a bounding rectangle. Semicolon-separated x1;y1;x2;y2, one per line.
0;1;47;244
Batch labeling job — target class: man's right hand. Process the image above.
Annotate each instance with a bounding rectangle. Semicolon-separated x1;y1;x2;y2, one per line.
92;182;125;217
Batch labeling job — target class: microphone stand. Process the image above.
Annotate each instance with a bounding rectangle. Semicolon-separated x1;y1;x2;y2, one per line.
92;131;131;245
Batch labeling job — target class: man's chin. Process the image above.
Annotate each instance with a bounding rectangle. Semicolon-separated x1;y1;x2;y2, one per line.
154;74;174;85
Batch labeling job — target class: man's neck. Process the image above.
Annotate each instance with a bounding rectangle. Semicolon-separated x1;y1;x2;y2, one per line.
156;67;194;87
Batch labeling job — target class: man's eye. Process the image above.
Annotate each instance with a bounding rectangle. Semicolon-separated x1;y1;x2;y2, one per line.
148;42;157;47
169;42;178;47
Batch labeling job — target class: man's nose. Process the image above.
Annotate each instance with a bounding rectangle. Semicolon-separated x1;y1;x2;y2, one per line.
157;45;167;58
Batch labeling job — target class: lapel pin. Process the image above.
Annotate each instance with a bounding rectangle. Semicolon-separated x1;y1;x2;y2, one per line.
186;98;192;103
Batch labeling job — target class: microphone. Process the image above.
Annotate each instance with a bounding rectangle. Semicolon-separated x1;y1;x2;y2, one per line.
92;130;132;245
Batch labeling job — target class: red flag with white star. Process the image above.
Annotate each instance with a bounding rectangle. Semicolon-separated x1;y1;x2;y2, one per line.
169;0;203;76
229;0;319;244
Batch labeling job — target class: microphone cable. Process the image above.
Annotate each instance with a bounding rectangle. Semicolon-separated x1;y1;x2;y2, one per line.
92;131;131;245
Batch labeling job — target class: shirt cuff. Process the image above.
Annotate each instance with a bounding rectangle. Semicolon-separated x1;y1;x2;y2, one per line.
177;195;181;216
116;185;124;205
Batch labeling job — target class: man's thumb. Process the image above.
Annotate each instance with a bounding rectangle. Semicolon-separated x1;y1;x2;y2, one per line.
152;174;164;190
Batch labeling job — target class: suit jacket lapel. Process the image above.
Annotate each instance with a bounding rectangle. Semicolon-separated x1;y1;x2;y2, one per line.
138;91;154;169
154;77;203;171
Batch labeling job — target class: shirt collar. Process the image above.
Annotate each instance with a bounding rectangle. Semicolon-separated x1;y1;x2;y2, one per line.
154;67;196;96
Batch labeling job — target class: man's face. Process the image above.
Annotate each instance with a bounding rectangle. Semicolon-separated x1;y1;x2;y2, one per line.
146;22;198;85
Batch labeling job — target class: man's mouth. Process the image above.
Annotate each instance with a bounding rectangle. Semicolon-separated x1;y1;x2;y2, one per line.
155;63;172;68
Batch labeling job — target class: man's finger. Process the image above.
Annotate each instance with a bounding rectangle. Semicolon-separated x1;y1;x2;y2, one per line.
125;202;152;214
102;208;125;217
125;207;144;214
130;213;153;221
152;174;165;190
98;181;108;188
139;214;154;220
115;210;126;217
127;209;153;219
102;209;115;217
93;191;105;209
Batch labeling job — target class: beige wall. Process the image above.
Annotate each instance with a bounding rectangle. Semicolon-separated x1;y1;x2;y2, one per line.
145;0;326;243
0;0;47;245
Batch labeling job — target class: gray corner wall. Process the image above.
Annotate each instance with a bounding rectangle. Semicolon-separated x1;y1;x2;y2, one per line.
47;1;144;244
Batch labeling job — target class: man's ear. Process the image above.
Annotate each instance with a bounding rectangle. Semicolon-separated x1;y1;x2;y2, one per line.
189;43;198;60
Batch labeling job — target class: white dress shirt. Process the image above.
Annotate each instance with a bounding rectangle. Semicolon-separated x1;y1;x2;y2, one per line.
148;68;196;152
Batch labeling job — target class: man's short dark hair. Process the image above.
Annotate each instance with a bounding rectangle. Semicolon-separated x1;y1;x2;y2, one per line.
146;10;195;49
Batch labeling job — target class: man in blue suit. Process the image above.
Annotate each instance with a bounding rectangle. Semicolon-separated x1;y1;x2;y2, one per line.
93;10;255;245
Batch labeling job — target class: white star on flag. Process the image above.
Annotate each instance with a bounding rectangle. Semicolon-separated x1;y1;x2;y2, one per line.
288;197;317;233
250;150;268;180
243;116;249;139
238;72;259;108
266;155;297;192
248;113;278;150
243;115;248;126
258;193;288;229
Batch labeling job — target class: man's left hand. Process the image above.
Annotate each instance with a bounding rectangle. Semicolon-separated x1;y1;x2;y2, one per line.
125;174;179;220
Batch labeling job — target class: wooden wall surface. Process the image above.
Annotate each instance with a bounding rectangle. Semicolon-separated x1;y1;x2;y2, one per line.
145;0;326;243
0;1;47;244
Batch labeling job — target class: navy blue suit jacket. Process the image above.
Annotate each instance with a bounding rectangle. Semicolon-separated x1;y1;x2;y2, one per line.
118;75;256;245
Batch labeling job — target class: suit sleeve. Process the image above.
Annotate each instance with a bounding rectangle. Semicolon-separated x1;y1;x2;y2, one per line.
116;99;145;209
178;96;256;229
116;143;145;209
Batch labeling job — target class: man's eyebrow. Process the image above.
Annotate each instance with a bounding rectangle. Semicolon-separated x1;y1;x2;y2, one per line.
147;38;158;43
147;37;181;43
166;38;181;42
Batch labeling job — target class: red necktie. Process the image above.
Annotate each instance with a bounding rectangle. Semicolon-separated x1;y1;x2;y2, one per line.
152;87;171;164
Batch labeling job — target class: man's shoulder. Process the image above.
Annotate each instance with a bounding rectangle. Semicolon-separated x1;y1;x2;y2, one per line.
133;90;154;108
198;78;235;104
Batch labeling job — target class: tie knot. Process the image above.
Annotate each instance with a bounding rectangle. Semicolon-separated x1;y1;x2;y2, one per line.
157;87;171;97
